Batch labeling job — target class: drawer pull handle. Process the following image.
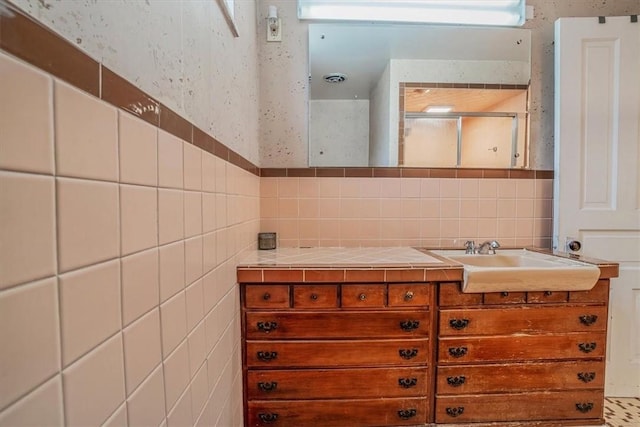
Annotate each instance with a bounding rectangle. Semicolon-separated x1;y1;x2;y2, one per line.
446;376;466;387
501;291;510;297
257;351;278;361
359;293;367;301
404;291;414;301
400;320;420;331
577;372;596;383
262;293;271;301
576;402;594;413
258;413;279;423
544;291;553;296
310;293;318;300
446;407;465;418
448;347;468;358
258;381;278;392
578;342;597;353
398;377;418;388
397;409;417;420
579;314;598;326
257;321;278;333
449;318;469;330
399;349;419;359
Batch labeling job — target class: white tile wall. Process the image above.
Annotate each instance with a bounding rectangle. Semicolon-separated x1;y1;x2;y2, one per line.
0;53;259;426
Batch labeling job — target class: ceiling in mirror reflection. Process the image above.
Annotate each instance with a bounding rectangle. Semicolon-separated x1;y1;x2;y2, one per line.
309;24;531;101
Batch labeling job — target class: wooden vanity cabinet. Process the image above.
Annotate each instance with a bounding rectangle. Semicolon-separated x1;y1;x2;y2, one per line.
435;279;611;426
241;279;437;427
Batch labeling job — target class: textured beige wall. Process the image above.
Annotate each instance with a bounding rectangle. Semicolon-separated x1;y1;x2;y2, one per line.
258;0;640;169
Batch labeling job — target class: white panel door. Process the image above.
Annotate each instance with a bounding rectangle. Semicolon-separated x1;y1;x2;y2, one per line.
554;16;640;397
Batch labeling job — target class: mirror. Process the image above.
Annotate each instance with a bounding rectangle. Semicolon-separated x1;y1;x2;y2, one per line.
308;23;531;168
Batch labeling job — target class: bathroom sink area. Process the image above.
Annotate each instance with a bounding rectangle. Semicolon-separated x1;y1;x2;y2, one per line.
431;249;601;293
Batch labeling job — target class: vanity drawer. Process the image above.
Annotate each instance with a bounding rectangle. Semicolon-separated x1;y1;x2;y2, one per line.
248;397;427;427
246;311;430;339
439;282;483;307
245;285;290;309
341;284;386;308
247;367;429;399
246;339;429;368
388;283;432;307
435;390;603;424
293;285;339;309
527;290;569;303
438;333;606;363
437;361;605;394
439;306;608;336
483;291;527;304
570;279;609;304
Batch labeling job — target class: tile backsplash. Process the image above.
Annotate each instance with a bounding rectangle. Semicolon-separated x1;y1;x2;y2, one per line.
260;176;553;249
0;51;259;426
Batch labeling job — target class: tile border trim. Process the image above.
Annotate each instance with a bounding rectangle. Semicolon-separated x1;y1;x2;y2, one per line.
0;2;553;180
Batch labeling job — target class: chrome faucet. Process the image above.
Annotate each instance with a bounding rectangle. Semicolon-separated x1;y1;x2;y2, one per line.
477;240;501;255
464;240;476;254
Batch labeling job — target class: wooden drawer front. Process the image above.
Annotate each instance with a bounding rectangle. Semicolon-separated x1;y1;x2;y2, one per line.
247;339;429;368
388;283;431;307
246;285;290;309
246;311;430;339
341;284;386;308
527;290;569;303
483;291;527;304
435;390;603;424
439;306;608;336
438;333;606;363
247;367;428;399
293;285;339;309
570;279;609;303
439;282;483;307
248;397;427;427
437;361;605;394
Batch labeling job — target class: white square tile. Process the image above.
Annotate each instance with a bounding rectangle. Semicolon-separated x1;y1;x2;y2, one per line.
120;184;158;256
185;236;203;286
184;191;203;238
201;152;216;193
119;111;157;186
167;387;192;427
160;291;187;358
187;321;206;378
59;260;121;366
183;142;202;191
123;308;162;395
57;177;119;273
202;193;216;233
0;53;54;174
0;172;56;289
159;241;185;303
158;130;183;189
54;80;118;181
126;365;166;427
0;278;60;409
163;340;190;411
190;363;209;421
121;248;159;326
185;279;204;333
62;334;125;426
158;188;184;245
202;232;217;276
0;375;63;427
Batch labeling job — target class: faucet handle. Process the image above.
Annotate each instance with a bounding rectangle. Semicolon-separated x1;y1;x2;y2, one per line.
490;240;500;249
464;240;476;254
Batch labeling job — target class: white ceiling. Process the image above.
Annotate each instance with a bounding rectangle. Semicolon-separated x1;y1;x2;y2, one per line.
309;23;531;100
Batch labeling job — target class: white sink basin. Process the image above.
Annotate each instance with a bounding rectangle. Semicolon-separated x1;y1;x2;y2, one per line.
432;249;601;293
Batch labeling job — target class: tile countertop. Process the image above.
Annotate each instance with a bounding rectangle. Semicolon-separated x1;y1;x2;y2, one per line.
236;247;463;283
238;247;448;268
